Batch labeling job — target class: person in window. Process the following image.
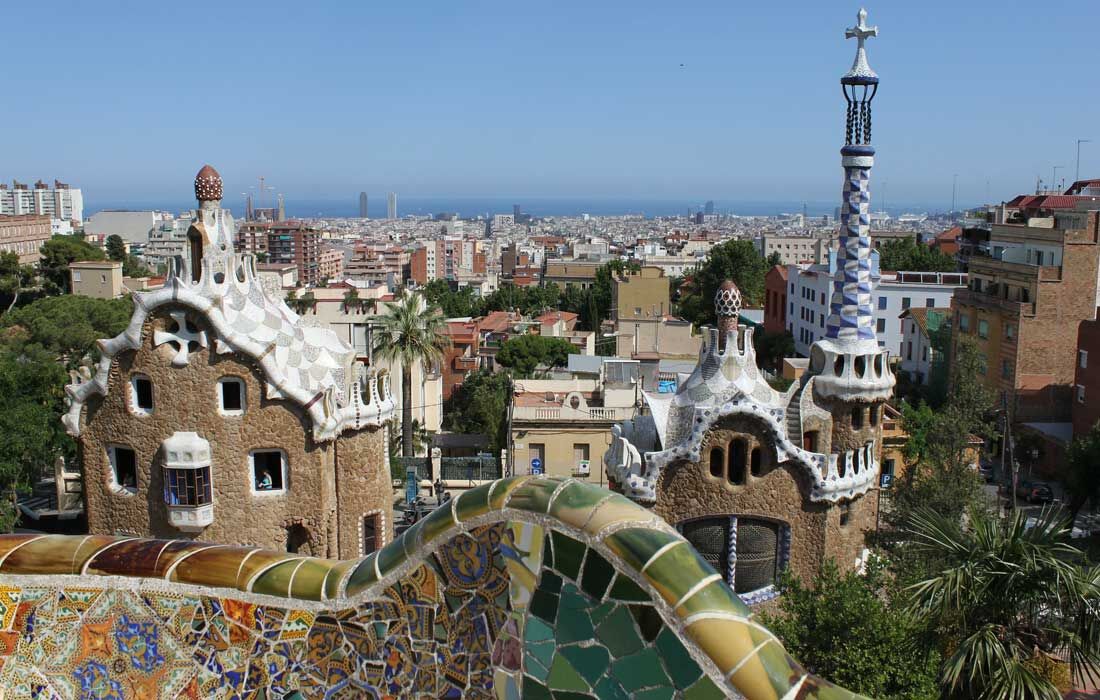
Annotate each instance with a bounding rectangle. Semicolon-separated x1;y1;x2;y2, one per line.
122;472;135;490
257;469;273;490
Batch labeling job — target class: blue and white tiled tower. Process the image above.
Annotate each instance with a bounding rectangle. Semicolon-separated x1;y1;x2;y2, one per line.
811;8;894;403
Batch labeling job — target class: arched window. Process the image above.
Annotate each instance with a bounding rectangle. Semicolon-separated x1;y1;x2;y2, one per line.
709;447;724;478
187;228;203;282
681;518;730;579
727;439;746;485
852;406;864;429
734;518;781;594
750;447;762;477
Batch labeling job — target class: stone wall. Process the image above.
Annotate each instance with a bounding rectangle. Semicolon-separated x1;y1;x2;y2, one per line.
333;424;393;559
78;307;390;556
0;478;867;700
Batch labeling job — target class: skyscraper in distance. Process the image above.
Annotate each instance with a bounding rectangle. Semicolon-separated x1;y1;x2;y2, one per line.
387;192;397;219
359;192;368;218
704;200;715;215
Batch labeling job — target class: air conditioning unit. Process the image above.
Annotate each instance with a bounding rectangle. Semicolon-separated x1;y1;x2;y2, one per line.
575;460;591;476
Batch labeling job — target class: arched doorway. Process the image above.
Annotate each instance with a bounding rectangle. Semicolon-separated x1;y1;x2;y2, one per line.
286;524;312;555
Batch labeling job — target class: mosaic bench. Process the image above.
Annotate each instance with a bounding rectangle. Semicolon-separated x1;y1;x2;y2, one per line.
0;477;866;699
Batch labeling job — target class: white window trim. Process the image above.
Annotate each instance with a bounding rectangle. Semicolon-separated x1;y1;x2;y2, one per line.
249;449;288;495
107;445;138;496
1080;350;1088;369
360;509;386;555
217;376;247;416
129;374;154;415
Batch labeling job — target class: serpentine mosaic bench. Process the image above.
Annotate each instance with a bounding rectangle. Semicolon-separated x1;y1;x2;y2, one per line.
0;477;865;699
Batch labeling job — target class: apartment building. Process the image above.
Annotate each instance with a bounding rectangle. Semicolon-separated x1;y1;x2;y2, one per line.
763;265;788;335
782;256;966;358
756;234;832;265
952;209;1100;421
898;307;950;385
0;214;50;264
266;222;322;286
318;248;344;281
543;260;601;289
0;180;83;225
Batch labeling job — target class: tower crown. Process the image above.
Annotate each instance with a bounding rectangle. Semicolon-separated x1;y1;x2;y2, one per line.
841;8;879;147
194;164;223;203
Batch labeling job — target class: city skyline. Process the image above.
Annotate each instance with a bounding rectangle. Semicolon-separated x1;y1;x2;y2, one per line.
4;1;1098;207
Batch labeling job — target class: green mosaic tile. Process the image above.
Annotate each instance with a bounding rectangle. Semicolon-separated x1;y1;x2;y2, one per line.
674;577;747;617
595;604;644;657
683;676;726;700
612;647;670;693
343;552;379;596
488;476;533;510
549;530;586;580
560;643;610;685
579;548;614;600
506;477;561;514
453;484;492;522
399;516;427;557
556;585;596;644
642;541;717;607
542;570;563;595
587;600;616;627
593;676;632;700
547;481;613;530
731;638;807;700
547;654;589;692
633;687;676;700
522;676;554;700
530;588;559;623
603;527;679;573
607;573;650;602
551;691;595;700
629;604;664;642
413;499;456;548
656;626;702;689
528;640;556;673
526;616;554;642
323;559;357;600
249;559;302;597
582;493;656;535
287;558;335;601
542;532;554;568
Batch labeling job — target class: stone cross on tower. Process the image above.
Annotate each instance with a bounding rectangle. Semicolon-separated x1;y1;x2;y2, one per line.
844;8;878;80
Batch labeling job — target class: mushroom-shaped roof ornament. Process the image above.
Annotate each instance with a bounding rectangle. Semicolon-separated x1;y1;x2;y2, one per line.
194;164;223;203
715;279;742;339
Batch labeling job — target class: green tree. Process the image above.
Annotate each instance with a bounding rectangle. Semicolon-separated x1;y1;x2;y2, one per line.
752;330;795;371
1;295;132;366
1063;422;1100;526
906;507;1100;699
761;558;940;700
421;279;484;318
0;252;35;314
105;235;127;262
878;237;956;273
679;240;769;326
766;251;783;267
38;235;105;294
121;255;153;279
495;334;575;378
372;293;451;463
443;369;511;453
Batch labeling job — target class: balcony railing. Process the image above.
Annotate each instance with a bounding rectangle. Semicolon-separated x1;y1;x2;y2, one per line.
512;405;635;422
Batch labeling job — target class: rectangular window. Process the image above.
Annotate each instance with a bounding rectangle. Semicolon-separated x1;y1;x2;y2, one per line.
819;291;826;304
978;319;989;339
573;443;590;463
907;342;912;361
877;297;887;310
839;503;851;527
219;377;245;414
883;458;895;477
926;297;935;308
164;467;212;506
73;271;82;282
1078;384;1086;403
1080;350;1089;369
362;513;381;554
1005;324;1016;340
901;297;911;310
959;314;970;332
876;318;885;333
131;376;154;413
252;450;287;492
109;446;137;493
1002;359;1011;379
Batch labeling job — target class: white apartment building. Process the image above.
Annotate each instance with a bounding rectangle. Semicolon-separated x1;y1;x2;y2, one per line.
785;256;966;358
898;307;949;385
142;217;191;270
0;181;84;225
756;234;833;265
85;210;162;243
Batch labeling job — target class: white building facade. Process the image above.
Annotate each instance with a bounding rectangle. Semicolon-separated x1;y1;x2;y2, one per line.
0;181;83;225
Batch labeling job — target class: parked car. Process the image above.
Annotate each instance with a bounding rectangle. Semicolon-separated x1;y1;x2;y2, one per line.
978;463;995;482
1016;480;1054;504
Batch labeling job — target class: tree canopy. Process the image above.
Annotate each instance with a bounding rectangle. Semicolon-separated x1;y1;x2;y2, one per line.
1;294;132;366
677;240;768;326
878;237;957;273
495;334;575;378
442;369;510;454
38;235;104;294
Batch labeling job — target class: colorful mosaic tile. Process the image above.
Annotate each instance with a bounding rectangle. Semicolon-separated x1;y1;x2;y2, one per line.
0;477;868;699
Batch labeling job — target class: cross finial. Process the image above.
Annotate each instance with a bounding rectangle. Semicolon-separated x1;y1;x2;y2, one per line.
843;7;878;80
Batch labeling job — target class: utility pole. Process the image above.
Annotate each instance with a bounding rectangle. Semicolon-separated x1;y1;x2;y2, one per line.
1077;139;1092;184
951;174;958;213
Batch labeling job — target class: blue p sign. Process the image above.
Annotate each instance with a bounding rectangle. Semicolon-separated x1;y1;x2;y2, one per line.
531;458;542;475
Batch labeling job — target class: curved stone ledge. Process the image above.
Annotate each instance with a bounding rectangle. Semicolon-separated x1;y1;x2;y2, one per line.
0;478;865;699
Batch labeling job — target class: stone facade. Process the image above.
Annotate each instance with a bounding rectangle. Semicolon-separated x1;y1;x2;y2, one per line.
65;165;395;559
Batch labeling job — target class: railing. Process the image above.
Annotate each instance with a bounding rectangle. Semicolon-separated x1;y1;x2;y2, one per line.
440;455;500;481
512;405;635;422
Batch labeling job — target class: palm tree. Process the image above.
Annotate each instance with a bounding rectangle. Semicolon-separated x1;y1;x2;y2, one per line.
906;507;1100;699
372;292;450;466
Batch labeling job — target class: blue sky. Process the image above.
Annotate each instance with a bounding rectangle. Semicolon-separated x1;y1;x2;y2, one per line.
5;1;1098;208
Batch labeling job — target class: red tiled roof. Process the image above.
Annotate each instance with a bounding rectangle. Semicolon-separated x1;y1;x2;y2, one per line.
935;226;962;242
536;310;578;324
